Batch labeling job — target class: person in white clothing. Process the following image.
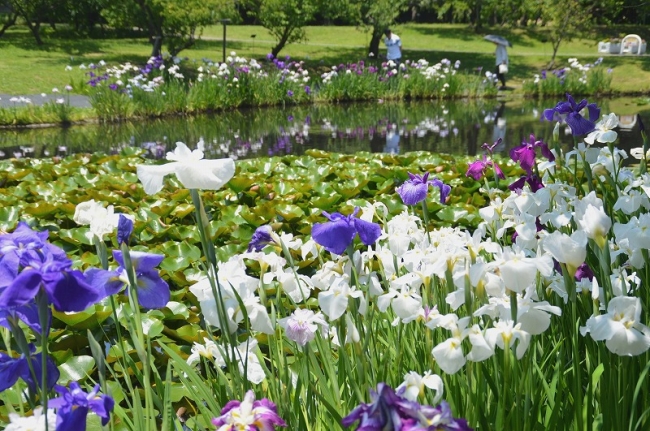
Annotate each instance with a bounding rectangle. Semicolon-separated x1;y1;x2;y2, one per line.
383;29;402;66
494;42;508;89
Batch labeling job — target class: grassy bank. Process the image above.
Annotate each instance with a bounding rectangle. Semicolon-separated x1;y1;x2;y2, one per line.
1;24;650;96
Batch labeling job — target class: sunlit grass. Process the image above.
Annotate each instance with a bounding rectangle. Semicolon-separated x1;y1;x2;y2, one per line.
1;24;649;95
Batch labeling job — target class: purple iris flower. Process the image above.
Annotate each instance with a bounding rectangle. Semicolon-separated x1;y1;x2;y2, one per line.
0;222;102;312
287;90;294;97
49;382;114;431
466;156;505;181
304;85;311;95
248;225;275;252
85;250;169;309
342;383;418;430
312;207;381;255
0;302;49;335
574;262;595;281
543;94;600;136
117;214;133;246
396;172;451;205
212;390;286;429
0;346;60;393
509;134;554;175
404;401;473;431
508;173;544;193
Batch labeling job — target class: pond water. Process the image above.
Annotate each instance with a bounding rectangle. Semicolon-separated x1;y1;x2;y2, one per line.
1;97;648;161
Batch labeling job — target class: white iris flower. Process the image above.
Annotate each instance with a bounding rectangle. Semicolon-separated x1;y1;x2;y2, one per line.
136;140;235;194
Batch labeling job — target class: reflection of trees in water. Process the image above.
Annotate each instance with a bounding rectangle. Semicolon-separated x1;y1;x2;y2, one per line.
1;99;649;160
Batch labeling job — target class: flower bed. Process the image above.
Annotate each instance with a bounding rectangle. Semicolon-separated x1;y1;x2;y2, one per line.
1;95;650;430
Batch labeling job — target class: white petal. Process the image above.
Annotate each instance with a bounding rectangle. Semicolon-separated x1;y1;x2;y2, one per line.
174;159;235;190
432;338;466;374
605;325;650;356
137;163;177;195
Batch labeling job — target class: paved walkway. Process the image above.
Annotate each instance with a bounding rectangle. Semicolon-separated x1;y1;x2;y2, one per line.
0;94;92;109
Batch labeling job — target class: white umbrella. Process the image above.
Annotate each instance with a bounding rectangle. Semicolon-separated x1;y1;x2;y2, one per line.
484;35;512;47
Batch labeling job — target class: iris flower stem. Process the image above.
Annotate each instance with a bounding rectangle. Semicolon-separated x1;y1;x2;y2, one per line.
7;318;39;407
420;200;432;244
189;189;238;369
93;235;109;270
36;291;49;431
640;129;648;175
120;243;156;431
571;297;584;431
509;290;518;324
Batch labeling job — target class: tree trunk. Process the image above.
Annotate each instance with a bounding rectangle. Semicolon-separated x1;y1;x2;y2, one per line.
473;0;483;31
134;0;164;57
151;36;163;57
271;26;294;57
12;3;43;45
26;20;43;45
549;38;562;69
0;13;17;39
368;28;382;58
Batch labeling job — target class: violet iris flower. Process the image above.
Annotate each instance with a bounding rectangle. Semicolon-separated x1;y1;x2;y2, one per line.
0;302;49;335
0;346;59;393
343;384;473;431
49;382;114;431
342;383;419;430
85;250;169;309
508;173;544;193
311;207;381;255
397;172;451;205
212;390;286;430
248;225;275;252
117;214;134;246
405;401;473;431
0;222;102;312
466;156;505;181
509;134;554;175
543;94;600;136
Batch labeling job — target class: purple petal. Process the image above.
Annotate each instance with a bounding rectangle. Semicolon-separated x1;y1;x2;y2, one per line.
396;181;428;205
466;160;487;180
587;103;601;122
133;270;170;309
47;270;102;312
312;219;356;255
84;268;124;297
566;112;595;136
0;353;25;391
353;218;382;246
0;269;42;308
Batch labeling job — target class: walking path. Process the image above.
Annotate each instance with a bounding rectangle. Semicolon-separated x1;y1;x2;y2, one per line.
0;94;92;108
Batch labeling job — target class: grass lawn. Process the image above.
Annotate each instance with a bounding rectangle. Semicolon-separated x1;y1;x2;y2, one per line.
1;24;650;95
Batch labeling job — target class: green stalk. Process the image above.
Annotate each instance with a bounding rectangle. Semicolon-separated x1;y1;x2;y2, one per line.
119;243;156;431
35;292;50;431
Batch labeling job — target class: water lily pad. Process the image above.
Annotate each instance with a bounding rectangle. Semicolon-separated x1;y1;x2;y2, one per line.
57;355;96;385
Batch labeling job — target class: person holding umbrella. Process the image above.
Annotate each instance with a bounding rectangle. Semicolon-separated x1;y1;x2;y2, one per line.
484;35;511;90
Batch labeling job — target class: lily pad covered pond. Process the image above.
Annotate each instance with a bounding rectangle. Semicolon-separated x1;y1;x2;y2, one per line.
1;98;648;160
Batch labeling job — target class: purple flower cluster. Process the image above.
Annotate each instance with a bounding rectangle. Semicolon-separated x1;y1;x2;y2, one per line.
0;222;103;314
397;172;451;205
212;390;286;430
312;207;381;255
543;93;600;136
342;383;472;431
50;382;114;431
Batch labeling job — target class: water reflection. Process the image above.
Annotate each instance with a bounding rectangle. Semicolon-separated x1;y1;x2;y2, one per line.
1;98;649;161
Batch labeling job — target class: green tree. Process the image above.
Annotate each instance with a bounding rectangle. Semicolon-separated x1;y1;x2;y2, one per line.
102;0;237;57
539;0;612;68
247;0;319;57
350;0;409;57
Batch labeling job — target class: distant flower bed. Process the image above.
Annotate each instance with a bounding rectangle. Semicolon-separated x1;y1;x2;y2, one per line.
522;58;613;97
0;53;500;126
